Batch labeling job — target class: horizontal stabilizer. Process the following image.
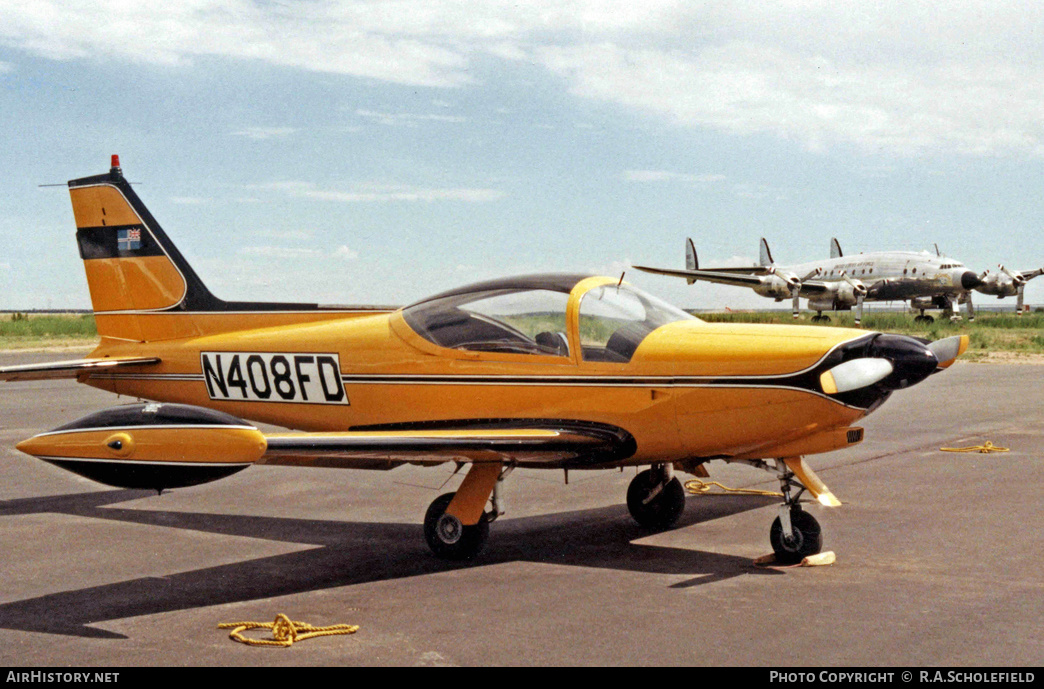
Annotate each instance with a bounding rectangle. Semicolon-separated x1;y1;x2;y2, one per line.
0;357;160;381
632;265;767;287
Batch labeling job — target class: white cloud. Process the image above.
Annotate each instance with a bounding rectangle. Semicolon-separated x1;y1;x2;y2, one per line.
623;170;726;183
355;109;466;127
333;245;359;260
0;61;12;73
230;126;297;140
538;41;1044;156
238;246;321;258
2;2;1043;155
258;180;505;203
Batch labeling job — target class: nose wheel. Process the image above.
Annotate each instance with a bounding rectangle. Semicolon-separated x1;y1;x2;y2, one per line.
424;492;490;560
626;466;685;530
770;506;823;563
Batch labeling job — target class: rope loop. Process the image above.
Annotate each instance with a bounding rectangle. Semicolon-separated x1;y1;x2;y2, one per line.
684;478;782;498
940;441;1010;454
219;614;359;647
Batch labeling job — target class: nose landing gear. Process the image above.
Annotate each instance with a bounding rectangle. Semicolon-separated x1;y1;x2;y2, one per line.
771;462;823;563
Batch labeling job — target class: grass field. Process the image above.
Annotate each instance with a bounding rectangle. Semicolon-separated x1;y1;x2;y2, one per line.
1;311;1042;358
0;313;97;350
701;311;1044;358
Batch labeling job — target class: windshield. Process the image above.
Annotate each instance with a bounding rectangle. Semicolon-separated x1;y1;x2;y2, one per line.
403;288;571;357
578;284;697;362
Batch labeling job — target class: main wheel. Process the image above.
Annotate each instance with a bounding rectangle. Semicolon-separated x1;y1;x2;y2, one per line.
626;470;685;530
769;507;823;564
423;492;490;560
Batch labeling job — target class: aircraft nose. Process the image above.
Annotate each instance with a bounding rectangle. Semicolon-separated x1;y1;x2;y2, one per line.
960;270;982;290
866;334;939;390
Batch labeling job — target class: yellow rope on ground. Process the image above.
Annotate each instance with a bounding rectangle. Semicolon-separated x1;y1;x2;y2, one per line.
940;441;1010;454
219;614;359;647
684;478;782;498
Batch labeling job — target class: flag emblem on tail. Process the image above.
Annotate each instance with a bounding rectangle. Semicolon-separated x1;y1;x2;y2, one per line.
117;227;142;251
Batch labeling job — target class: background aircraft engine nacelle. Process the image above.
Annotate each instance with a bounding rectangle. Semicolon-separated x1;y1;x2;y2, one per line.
975;270;1019;297
753;273;799;300
810;279;867;311
16;403;267;491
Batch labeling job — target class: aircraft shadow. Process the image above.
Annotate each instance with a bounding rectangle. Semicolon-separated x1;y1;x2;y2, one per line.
0;489;781;638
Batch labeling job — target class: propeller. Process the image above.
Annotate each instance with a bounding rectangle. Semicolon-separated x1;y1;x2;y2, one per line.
820;334;947;395
927;335;970;369
839;270;868;325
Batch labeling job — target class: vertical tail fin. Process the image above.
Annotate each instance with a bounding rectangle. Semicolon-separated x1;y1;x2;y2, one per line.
684;238;698;285
68;156;338;342
759;238;774;267
830;238;843;259
70;156;193;317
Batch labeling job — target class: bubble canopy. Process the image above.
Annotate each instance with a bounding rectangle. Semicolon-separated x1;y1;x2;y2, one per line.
402;274;697;362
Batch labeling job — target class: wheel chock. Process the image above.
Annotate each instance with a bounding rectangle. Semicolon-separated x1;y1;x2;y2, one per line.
753;550;836;568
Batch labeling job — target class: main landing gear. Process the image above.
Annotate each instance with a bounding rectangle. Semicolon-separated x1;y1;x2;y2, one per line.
423;463;509;560
626;464;685;530
811;311;831;323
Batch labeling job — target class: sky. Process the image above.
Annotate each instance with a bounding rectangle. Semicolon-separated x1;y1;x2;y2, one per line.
1;1;1043;312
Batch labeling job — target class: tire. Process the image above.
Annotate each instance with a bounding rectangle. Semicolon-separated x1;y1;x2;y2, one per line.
770;507;823;564
626;470;685;530
423;492;489;560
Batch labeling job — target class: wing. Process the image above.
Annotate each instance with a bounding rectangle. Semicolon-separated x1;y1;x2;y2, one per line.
1017;268;1044;281
796;280;832;294
261;420;636;470
632;265;767;287
14;404;637;490
0;357;161;381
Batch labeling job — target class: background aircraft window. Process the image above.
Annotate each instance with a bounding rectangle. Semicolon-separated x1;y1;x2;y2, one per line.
579;285;696;363
404;289;571;356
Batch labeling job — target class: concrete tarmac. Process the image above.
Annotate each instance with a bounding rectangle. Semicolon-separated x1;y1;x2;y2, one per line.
0;352;1041;666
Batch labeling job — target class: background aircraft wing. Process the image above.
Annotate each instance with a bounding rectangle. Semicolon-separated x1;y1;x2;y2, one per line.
0;357;161;381
796;280;832;294
1017;268;1044;281
260;420;635;471
632;265;768;287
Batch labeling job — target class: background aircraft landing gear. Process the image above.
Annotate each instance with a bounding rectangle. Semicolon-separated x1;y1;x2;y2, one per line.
627;465;685;530
914;311;935;323
811;312;831;323
424;492;490;560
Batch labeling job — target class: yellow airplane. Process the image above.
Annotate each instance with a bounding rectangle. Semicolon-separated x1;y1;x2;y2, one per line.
4;157;968;563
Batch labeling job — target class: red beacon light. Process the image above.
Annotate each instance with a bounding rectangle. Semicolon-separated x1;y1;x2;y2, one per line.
111;154;121;169
110;154;123;179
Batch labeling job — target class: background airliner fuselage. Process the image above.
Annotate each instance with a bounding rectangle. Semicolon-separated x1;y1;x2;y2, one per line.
636;238;983;322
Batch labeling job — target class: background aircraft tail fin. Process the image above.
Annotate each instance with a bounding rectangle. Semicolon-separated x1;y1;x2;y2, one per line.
759;238;774;267
684;238;698;284
830;238;843;258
